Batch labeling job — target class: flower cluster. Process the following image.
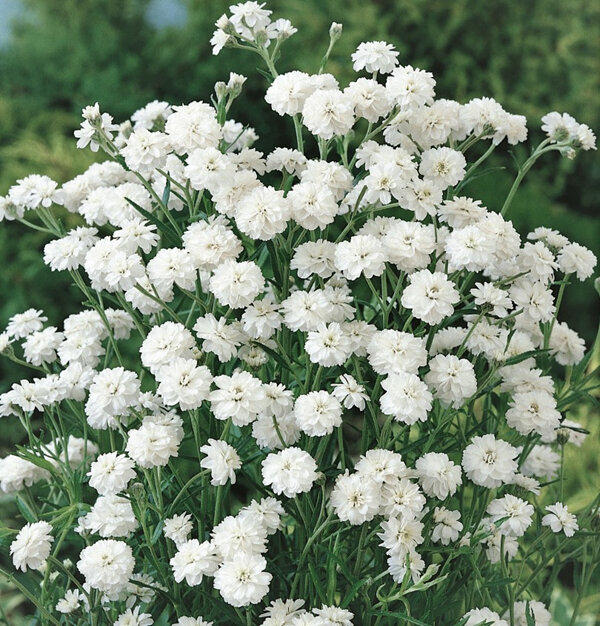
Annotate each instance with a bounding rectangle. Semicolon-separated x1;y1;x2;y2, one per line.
0;3;598;625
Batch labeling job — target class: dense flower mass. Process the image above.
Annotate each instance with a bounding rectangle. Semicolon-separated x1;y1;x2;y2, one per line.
0;3;597;625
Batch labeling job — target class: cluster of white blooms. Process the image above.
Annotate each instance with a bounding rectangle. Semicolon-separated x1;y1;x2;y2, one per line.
0;3;598;624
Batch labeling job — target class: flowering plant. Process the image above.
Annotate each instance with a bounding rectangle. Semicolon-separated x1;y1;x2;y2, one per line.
0;3;598;625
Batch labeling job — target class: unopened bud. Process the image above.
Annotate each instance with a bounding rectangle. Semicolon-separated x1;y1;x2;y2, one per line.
329;22;343;41
555;429;570;445
129;482;146;503
254;29;269;47
214;81;228;101
227;72;247;94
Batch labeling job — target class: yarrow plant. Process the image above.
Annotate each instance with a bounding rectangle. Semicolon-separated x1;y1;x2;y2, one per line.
0;3;599;625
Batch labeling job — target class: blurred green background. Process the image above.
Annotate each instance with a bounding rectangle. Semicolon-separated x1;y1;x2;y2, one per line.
0;0;598;621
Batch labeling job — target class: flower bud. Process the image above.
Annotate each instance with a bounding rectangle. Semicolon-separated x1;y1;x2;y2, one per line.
329;22;343;41
555;429;570;445
214;81;228;101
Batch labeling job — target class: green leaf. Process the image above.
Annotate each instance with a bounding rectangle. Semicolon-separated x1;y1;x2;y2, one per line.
161;179;171;206
501;348;549;367
15;496;36;523
151;520;164;545
369;611;433;626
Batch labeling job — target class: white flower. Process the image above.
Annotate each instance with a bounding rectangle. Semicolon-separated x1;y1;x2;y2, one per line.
252;411;301;449
345;78;391;122
126;413;184;468
182;217;242;270
77;495;138;538
483;524;519;564
85;367;141;430
6;308;47;339
425;355;477;408
88;452;136;495
302;89;355;140
367;329;427;376
131;99;172;130
415;452;462;499
507;601;551;626
209;259;265;309
463;608;508;626
209;371;266;426
265;147;307;175
470;282;513;317
542;502;579;536
261;447;319;498
74;104;119;151
200;439;242;486
521;445;560;480
293;390;343;437
419;147;466;188
379;477;425;520
147;247;197;294
288;181;339;231
260;599;305;624
334;235;386;280
163;513;193;547
506;390;561;440
140;322;196;375
380;372;432;425
266;18;297;40
301;159;353;200
113;606;153;626
386;549;426;584
509;279;555;324
386;65;435;109
487;494;534;537
170;539;219;586
462;434;518;488
378;515;424;559
121;128;170;176
438;196;487;229
382;221;436;272
549;322;586;366
401;270;459;325
0;455;49;493
313;605;354;625
265;71;315;116
56;589;83;614
236;185;290;240
305;323;353;367
331;471;380;525
156;358;213;410
22;327;64;366
10;521;53;572
194;314;246;362
165;101;221;154
557;242;597;280
77;540;135;599
352;41;399;74
214;553;272;607
240;497;285;536
331;374;368;410
431;507;463;545
185;147;235;193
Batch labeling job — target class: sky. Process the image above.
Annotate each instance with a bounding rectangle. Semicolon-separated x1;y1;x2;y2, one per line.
0;0;187;46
